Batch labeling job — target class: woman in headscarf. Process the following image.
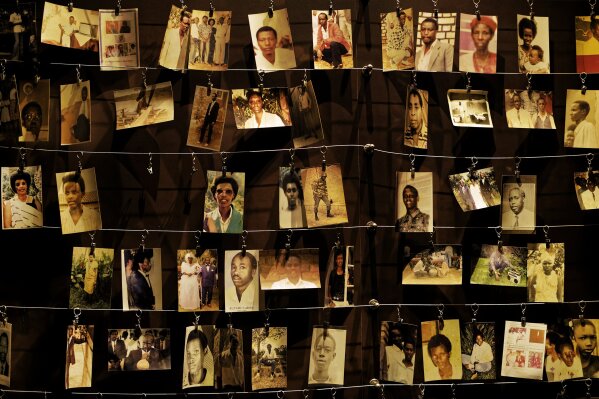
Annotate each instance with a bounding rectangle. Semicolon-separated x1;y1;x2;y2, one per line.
459;16;497;73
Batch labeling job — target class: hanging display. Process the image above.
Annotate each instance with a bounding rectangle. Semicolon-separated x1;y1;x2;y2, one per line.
65;324;93;388
214;328;245;390
60;80;91;145
1;165;43;229
248;8;296;71
395;171;432;232
177;249;219;312
460;322;496;380
527;243;565;303
107;328;171;371
564;89;599;149
289;81;324;148
279;166;308;229
187;86;229;151
501;320;547;380
121;248;163;310
312;9;353;69
381;8;415;71
69;247;114;309
258;249;320;290
449;166;501;211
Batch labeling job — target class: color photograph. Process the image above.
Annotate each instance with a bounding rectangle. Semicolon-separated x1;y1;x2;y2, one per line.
380;321;418;384
188;10;232;71
396;171;433;232
461;322;495;380
231;88;292;129
203;171;245;234
308;327;346;386
501;321;546;380
545;326;583;381
527;243;565;303
504;89;555;129
564;89;599;149
251;327;287;390
18;79;50;142
42;2;99;51
415;11;456;72
258;249;320;290
447;89;493;128
121;248;163;310
158;5;191;70
312;9;353;69
567;319;599;378
69;247;114;309
301;164;348;228
470;244;527;287
248;8;296;71
517;15;550;73
182;325;215;388
177;249;219;312
187;86;228;151
60;81;91;145
574;170;599;210
65;324;93;388
224;249;259;312
421;319;462;381
381;8;414;71
99;8;140;70
324;246;355;308
55;168;102;234
1;165;43;229
402;245;462;285
289;81;324;148
114;82;174;130
106;328;171;371
458;13;497;73
575;15;599;73
448;166;501;211
501;175;536;233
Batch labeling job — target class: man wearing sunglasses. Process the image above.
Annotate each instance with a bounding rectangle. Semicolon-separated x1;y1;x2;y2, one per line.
204;175;243;233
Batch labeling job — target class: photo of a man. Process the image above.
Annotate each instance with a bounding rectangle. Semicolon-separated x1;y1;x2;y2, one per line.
41;2;99;51
570;319;599;377
415;13;455;71
302;164;348;228
56;168;102;234
381;9;414;71
121;248;163;311
251;327;287;390
501;176;536;233
182;325;215;388
114;82;174;130
18;80;50;142
224;250;259;312
470;244;528;287
564;89;599;148
188;10;232;71
404;87;428;149
461;323;495;380
308;327;346;386
248;8;296;71
203;171;245;234
312;9;353;69
123;329;170;371
215;328;244;389
380;322;417;384
396;171;433;232
259;249;320;290
60;81;91;145
187;86;228;151
505;92;532;128
158;5;191;71
231;89;289;129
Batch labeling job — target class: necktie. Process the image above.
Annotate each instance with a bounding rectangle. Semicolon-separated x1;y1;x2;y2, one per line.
514;215;519;228
145;274;152;288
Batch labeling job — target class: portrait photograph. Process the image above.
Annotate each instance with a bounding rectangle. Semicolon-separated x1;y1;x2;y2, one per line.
183;325;215;388
501;320;547;380
188;10;232;71
0;2;37;62
447;89;492;127
458;13;497;73
415;11;456;72
187;86;228;151
258;249;320;290
158;5;192;71
312;9;353;69
301;164;348;228
0;76;22;145
575;15;599;73
177;249;219;312
517;15;550;73
60;80;91;145
0;322;11;387
18;79;50;142
99;8;140;70
421;319;462;381
504;89;555;129
565;318;599;378
69;247;114;309
231;88;292;129
65;324;93;389
1;165;43;230
114;81;174;130
251;327;287;390
224;249;260;312
501;175;536;234
402;245;462;285
106;328;171;371
449;166;501;211
396;171;432;232
120;248;163;310
545;326;583;381
289;81;324;148
56;168;102;234
214;328;244;390
249;8;296;71
41;2;99;51
460;322;495;380
574;170;599;210
324;246;355;308
470;244;527;287
564;89;599;148
404;87;428;149
381;8;414;71
308;327;346;386
279;166;307;229
203;170;245;234
527;243;565;303
380;321;417;384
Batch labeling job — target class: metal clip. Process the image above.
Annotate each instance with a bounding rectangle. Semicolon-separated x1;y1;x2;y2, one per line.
227;312;233;331
495;226;503;250
465;71;472;92
527;0;534;19
417;383;425;399
514;156;521;183
411;71;417;88
321;146;327;171
75;64;82;84
115;0;121;16
544;225;551;249
591;0;597;20
396;0;402;18
89;231;96;249
18;147;26;171
258;70;265;93
526;72;532;92
450;384;456;399
209;0;214;17
397;305;403;324
136;309;142;329
221;152;228;176
68;0;74;12
0;305;7;326
334;232;342;250
521;303;527;327
241;230;248;257
432;0;439;19
362;64;373;77
268;0;274;18
473;0;481;19
468;156;478;179
285;229;292;250
471;303;479;323
581;72;588;95
302;69;308;88
429;227;435;252
141;67;147;88
437;303;445;330
76;151;83;174
409;153;416;179
73;307;81;328
139;229;148;252
264;309;271;337
191;152;197;175
289;148;295;169
193;311;200;329
363;143;375;155
206;72;213;95
586;378;592;399
587;153;594;176
329;0;334;16
580;300;587;326
195;230;202;257
147;152;153;175
0;60;6;81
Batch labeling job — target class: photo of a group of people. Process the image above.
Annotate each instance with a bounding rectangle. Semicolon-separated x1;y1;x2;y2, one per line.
55;168;102;234
546;319;599;380
99;8;139;70
402;245;462;285
324;246;355;308
501;321;547;380
517;15;550;73
449;167;501;212
177;249;218;312
60;81;91;145
120;248;163;310
501;176;536;233
188;10;231;71
65;324;93;388
527;243;565;303
251;327;287;390
504;90;555;129
1;165;43;230
107;328;170;371
249;8;296;71
447;89;493;128
381;9;414;71
312;9;353;69
574;170;599;210
18;79;50;142
258;249;320;290
422;319;462;381
113;82;174;130
380;321;418;384
187;86;228;151
564;89;599;149
41;2;99;51
470;244;527;287
203;171;245;234
308;327;346;385
461;323;496;380
69;247;113;309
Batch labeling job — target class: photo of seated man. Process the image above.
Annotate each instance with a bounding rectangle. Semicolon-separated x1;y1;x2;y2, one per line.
461;323;495;380
251;327;287;390
312;9;353;69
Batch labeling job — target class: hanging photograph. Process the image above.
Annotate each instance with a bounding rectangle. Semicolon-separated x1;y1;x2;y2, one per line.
308;326;346;386
574;170;599;210
69;247;114;309
395;171;432;232
470;244;527;287
381;8;414;71
279;166;308;229
404;87;428;149
1;165;43;229
415;11;456;72
106;328;171;371
0;2;37;62
121;248;163;310
448;166;501;211
251;327;287;390
575;16;599;73
214;328;244;390
421;319;462;381
203;170;245;234
501;175;536;234
41;2;99;51
258;249;320;290
114;82;174;130
460;322;495;380
447;89;492;128
224;249;259;312
564;89;599;149
0;76;22;146
248;8;296;71
56;168;102;234
99;8;140;70
60;80;91;145
183;325;216;388
545;326;583;381
312;9;353;69
402;245;462;285
501;320;547;380
188;10;232;71
158;5;192;71
177;249;219;312
301;164;348;228
324;246;355;308
231;88;291;129
18;79;50;142
380;321;418;384
567;319;599;378
65;324;93;388
289;81;324;148
187;86;229;151
504;89;555;129
517;15;550;73
0;322;11;387
458;13;497;73
527;243;565;303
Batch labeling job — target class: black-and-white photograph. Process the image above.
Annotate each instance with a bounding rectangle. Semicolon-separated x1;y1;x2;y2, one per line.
55;168;102;234
248;8;296;71
461;322;496;380
404;87;429;149
0;2;37;62
324;246;355;308
501;175;536;233
1;165;43;229
380;321;417;384
396;171;433;233
214;328;244;390
0;76;22;147
447;89;493;128
18;79;50;142
114;82;174;130
107;328;171;371
224;249;260;312
279;167;307;229
289;81;324;148
188;10;232;71
0;322;11;387
182;325;215;388
308;327;346;386
121;248;163;310
574;170;599;210
564;89;599;148
66;324;93;388
41;2;99;51
449;167;501;212
232;88;292;129
187;86;228;151
505;90;555;129
251;327;287;390
527;243;565;303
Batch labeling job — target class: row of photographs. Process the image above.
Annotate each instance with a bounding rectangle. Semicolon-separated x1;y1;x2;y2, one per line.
35;2;599;74
3;318;597;390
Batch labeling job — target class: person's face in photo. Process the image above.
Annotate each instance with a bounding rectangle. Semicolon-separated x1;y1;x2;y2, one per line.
335;254;344;268
512;95;522;110
471;22;493;51
399;13;406;28
214;182;234;212
64;181;83;212
81;87;88;101
528;49;541;65
248;94;264;115
69;16;75;25
230;255;255;290
420;21;437;45
218;16;224;24
318;13;328;28
430;344;450;369
257;30;276;58
475;334;484;346
186;337;204;373
508;187;524;215
408;93;423;132
390;329;402;347
142;334;154;351
230;334;239;351
202;16;208;25
541;254;554;275
588;177;596;192
537;98;546;114
0;336;7;363
404;342;415;361
23;104;42;134
180;16;190;33
110;330;118;342
570;103;587;123
574;323;597;358
522;27;534;47
14;178;28;197
313;335;336;371
211;93;218;101
284;182;299;209
402;187;418;211
285;255;302;281
140;257;152;273
561;345;576;367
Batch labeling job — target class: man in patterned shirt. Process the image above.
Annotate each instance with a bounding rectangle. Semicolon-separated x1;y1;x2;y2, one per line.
397;185;429;232
386;11;413;69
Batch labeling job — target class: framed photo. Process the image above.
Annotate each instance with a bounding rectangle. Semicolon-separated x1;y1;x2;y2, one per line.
324;246;355;308
69;247;114;309
56;168;102;234
564;89;599;149
396;171;432;232
0;322;11;387
381;8;415;71
448;166;500;211
248;8;296;71
99;8;140;70
65;325;94;388
114;82;174;130
402;245;462;285
312;9;353;69
575;16;599;73
461;322;496;380
527;243;565;303
107;328;170;371
18;79;50;142
251;327;287;390
203;171;245;234
380;321;417;384
289;81;324;148
259;249;320;290
121;248;162;310
214;328;244;389
574;170;599;210
188;10;232;71
415;11;456;72
470;244;527;287
231;88;291;129
421;319;462;381
404;87;428;149
224;249;259;312
182;325;215;388
1;165;43;229
301;164;348;228
458;13;497;73
447;89;492;128
505;89;555;129
158;5;191;71
517;15;550;73
308;327;346;386
177;249;219;312
60;81;91;145
501;175;536;234
279;166;308;228
501;321;546;380
41;2;99;51
187;86;229;151
0;76;22;146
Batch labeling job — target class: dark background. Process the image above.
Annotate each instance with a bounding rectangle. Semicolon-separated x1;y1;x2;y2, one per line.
0;0;598;398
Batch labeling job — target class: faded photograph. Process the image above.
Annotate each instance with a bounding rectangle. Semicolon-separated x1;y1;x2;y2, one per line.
99;8;140;70
564;89;599;149
402;245;462;285
114;82;174;130
380;321;417;384
301;164;348;228
18;79;50;142
576;16;599;73
42;2;99;51
188;10;231;71
60;80;91;145
574;170;599;210
470;244;527;287
121;248;163;310
56;168;102;234
177;249;219;312
0;2;37;62
65;325;93;388
504;89;555;129
69;247;113;309
461;322;495;380
527;243;565;303
447;89;492;127
279;167;307;229
203;171;245;234
545;326;583;381
252;327;287;390
324;246;355;308
0;322;11;387
458;13;497;73
501;175;536;233
415;12;456;72
182;325;215;388
448;166;501;212
107;328;171;371
381;8;414;71
1;165;43;229
158;5;191;71
517;15;550;73
187;86;228;151
396;171;432;232
231;88;291;129
312;9;353;69
501;321;547;379
289;81;324;148
248;8;296;71
0;76;22;146
422;319;462;381
259;249;320;290
224;249;259;312
308;327;346;386
404;87;428;149
568;319;599;378
214;328;244;389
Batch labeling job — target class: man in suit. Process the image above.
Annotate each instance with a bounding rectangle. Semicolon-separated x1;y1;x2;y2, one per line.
0;332;8;376
129;250;156;310
200;258;217;306
502;185;534;230
315;12;351;69
199;92;220;144
124;331;162;370
415;18;454;72
107;330;127;370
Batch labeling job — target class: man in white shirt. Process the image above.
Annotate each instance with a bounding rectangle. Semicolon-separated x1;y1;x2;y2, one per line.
243;91;285;129
415;18;454;72
189;17;200;64
309;332;340;385
532;96;556;129
225;251;259;312
198;15;212;63
581;173;599;210
271;254;317;289
506;93;532;128
385;331;415;384
566;100;599;148
462;332;494;378
213;16;228;65
502;186;534;231
254;26;296;71
259;343;278;380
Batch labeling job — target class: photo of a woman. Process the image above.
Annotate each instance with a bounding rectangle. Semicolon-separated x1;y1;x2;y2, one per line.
2;166;42;229
459;14;498;73
517;15;550;73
